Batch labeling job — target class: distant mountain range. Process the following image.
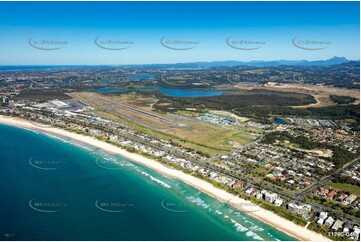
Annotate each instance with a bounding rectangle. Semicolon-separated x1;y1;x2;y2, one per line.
0;57;357;71
133;56;353;68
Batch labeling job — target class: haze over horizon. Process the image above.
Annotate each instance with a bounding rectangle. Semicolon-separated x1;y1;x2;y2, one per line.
0;56;356;69
0;1;359;65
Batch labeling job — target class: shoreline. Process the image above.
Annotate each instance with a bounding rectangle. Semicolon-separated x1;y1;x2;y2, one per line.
0;115;331;241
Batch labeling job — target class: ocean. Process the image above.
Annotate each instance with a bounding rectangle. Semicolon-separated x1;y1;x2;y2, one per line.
0;124;296;241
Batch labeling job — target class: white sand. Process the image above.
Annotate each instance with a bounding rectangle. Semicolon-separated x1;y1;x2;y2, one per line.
0;115;331;241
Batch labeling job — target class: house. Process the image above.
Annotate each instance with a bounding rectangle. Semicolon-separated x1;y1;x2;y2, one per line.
287;203;297;213
317;218;324;225
324;216;335;227
255;192;263;200
251;189;260;196
331;220;343;231
287;203;311;215
327;190;338;199
353;226;360;240
245;187;255;195
343;221;352;233
319;211;328;220
274;198;283;207
303;204;312;213
231;181;245;189
338;193;348;201
346;194;358;203
265;192;278;203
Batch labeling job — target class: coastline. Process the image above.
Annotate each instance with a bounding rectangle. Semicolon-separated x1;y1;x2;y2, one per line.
0;115;331;241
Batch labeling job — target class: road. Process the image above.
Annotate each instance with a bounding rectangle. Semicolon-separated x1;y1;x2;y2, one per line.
296;158;360;199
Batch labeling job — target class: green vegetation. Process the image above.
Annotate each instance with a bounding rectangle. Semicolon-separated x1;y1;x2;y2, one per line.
263;131;359;169
328;182;360;196
95;110;238;156
154;90;315;113
153;89;359;127
234;105;360;126
252;167;269;176
13;89;71;102
332;173;360;186
175;109;208;117
304;194;360;217
307;223;349;241
188;129;255;149
260;202;307;226
94;107;256;156
330;95;357;105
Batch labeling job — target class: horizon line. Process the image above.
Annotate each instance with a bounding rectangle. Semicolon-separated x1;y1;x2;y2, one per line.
0;56;359;67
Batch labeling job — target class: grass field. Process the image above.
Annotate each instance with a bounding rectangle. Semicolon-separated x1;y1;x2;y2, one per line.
328;182;360;196
89;106;256;156
69;92;260;156
187;129;256;153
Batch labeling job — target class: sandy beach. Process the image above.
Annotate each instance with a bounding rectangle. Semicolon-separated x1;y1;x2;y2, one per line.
0;115;331;241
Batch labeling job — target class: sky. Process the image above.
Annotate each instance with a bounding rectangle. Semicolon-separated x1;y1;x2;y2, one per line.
0;1;359;65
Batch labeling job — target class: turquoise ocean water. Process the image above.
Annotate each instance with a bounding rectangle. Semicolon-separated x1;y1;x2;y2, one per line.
0;124;296;241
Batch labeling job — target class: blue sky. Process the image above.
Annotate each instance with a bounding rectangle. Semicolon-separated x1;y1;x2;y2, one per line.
0;1;359;65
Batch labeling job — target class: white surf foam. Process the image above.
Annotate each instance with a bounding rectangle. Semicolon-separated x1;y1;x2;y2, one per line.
230;219;248;232
246;230;264;241
186;196;210;210
139;171;171;188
